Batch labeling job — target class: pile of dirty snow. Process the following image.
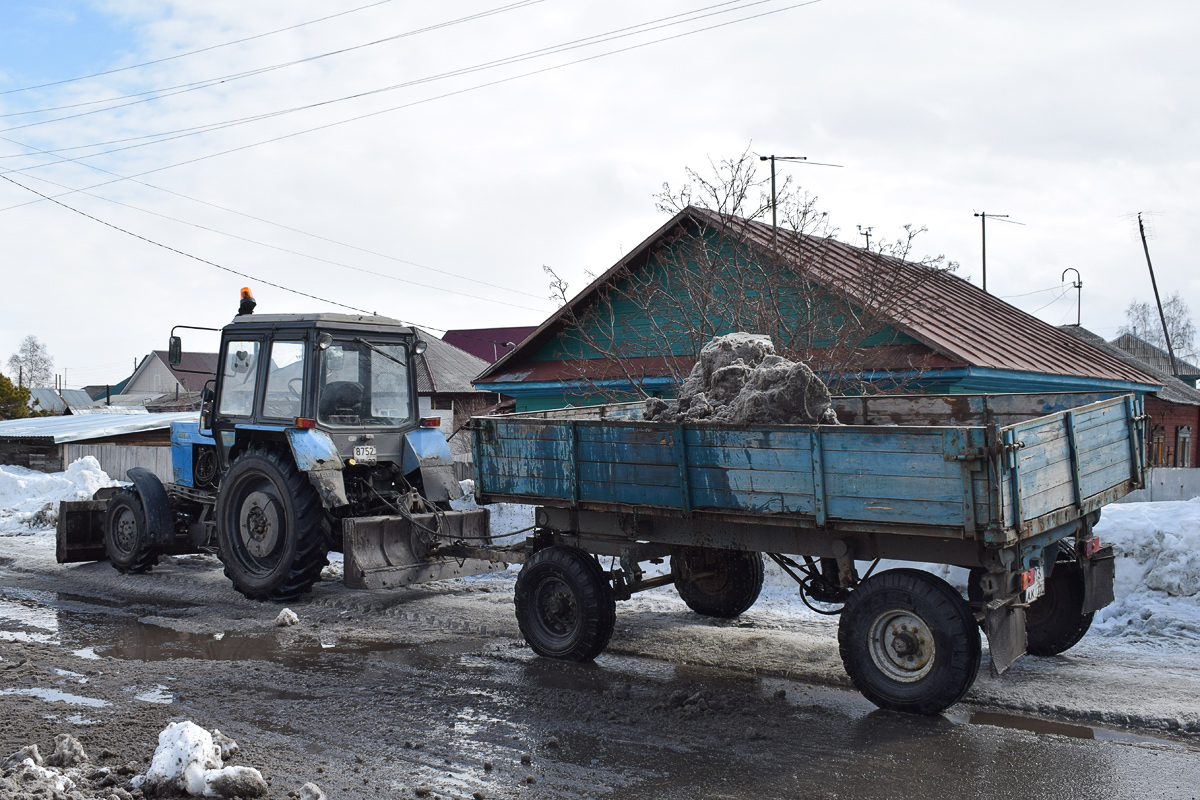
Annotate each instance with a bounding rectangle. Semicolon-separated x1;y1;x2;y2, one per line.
0;457;117;533
451;479;535;539
1092;498;1200;645
644;333;838;425
2;723;327;799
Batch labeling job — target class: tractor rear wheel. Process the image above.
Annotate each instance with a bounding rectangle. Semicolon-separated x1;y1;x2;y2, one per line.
216;446;328;602
104;489;159;574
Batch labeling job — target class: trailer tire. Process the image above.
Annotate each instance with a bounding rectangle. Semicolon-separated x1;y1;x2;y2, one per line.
216;446;328;602
672;547;764;618
515;546;615;662
838;568;981;715
104;490;159;574
1026;560;1093;656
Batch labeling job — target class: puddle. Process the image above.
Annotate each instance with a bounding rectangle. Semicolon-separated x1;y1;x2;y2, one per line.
961;709;1179;746
73;647;100;660
0;687;111;708
133;684;175;704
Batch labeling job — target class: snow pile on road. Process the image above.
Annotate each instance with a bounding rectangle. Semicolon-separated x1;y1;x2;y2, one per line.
1092;498;1200;645
132;721;267;797
0;457;117;532
644;332;838;425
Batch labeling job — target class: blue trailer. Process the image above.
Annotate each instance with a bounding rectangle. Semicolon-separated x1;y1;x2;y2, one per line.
463;392;1140;714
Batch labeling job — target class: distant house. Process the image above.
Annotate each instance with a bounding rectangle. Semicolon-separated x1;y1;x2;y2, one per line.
1110;333;1200;389
475;206;1163;411
413;331;495;454
121;351;219;401
1061;325;1200;469
27;387;67;415
442;327;537;364
0;411;192;480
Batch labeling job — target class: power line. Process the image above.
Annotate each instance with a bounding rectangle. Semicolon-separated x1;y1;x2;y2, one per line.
0;0;398;96
8;156;550;310
1;0;822;190
0;0;548;133
0;172;371;315
0;0;790;166
1030;288;1069;315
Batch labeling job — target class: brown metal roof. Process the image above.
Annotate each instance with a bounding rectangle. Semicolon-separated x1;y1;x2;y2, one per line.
150;351;219;392
477;206;1163;389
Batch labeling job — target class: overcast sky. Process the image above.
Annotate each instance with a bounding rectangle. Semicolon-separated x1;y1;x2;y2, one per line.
1;0;1196;389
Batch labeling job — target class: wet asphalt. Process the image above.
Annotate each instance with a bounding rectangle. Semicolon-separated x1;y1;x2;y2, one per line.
2;587;1199;800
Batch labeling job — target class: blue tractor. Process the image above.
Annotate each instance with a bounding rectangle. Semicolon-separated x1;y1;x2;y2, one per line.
57;306;493;601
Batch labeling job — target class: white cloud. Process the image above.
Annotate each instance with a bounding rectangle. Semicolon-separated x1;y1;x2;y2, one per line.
0;0;1197;384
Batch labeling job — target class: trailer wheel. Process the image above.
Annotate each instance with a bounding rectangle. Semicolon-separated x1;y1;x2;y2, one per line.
216;446;328;602
838;569;981;715
514;546;615;662
103;490;159;574
672;547;764;618
1026;560;1093;656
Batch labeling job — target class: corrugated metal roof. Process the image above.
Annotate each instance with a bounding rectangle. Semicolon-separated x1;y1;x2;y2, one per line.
1061;326;1200;406
27;387;66;414
1110;333;1200;380
414;329;491;395
478;206;1163;390
59;389;97;409
0;411;194;444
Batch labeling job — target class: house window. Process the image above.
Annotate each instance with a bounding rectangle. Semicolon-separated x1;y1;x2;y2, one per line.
1150;426;1166;467
1177;426;1192;468
431;397;453;410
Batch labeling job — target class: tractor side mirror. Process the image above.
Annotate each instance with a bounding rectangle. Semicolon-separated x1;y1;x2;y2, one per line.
168;336;182;366
201;386;215;403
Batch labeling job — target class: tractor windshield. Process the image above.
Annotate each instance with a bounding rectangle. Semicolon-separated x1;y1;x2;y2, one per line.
317;339;412;427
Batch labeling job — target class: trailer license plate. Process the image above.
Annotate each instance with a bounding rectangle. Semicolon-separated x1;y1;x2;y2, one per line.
353;445;377;465
1022;565;1045;604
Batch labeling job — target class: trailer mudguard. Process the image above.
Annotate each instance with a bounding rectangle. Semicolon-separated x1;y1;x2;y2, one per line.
1082;544;1116;614
402;428;463;503
126;468;174;546
286;428;349;508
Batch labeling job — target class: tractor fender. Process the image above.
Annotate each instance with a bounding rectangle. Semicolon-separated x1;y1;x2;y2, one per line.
285;428;349;509
402;428;463;503
126;468;174;546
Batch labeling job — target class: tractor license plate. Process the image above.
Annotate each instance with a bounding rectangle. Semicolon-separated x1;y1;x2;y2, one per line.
353;445;377;465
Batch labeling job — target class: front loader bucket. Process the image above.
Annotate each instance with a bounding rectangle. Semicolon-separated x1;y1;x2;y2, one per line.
56;500;108;564
342;508;501;590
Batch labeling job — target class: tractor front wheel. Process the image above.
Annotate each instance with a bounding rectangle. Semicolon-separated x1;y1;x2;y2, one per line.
215;447;328;601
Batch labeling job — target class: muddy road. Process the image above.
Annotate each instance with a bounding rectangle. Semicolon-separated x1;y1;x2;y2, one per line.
2;538;1199;800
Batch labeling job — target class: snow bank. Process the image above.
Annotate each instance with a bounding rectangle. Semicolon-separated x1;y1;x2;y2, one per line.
0;457;117;532
451;479;534;540
1092;498;1200;645
644;332;838;425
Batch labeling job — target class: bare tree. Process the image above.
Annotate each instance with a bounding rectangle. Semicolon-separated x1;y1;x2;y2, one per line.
7;335;53;388
1119;293;1196;361
546;149;957;401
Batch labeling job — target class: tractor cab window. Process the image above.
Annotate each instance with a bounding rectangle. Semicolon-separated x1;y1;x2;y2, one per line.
263;341;306;419
318;339;411;426
218;340;260;417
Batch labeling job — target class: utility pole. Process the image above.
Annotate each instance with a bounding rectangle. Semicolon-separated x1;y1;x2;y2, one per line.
857;225;873;251
972;211;1025;292
1061;268;1082;326
1137;212;1179;377
758;154;842;250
